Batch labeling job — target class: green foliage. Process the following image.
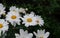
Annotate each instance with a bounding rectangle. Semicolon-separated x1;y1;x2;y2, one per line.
1;0;60;38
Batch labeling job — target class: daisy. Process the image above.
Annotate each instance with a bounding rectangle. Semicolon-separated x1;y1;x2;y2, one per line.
5;12;21;26
33;29;50;38
22;12;37;27
35;15;44;26
9;6;19;13
19;8;28;13
0;3;5;17
15;29;33;38
0;19;9;36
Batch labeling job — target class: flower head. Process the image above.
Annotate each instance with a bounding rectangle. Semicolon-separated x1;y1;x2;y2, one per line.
22;12;37;27
0;19;9;36
33;29;50;38
15;29;33;38
9;6;19;13
19;8;28;13
6;12;21;26
35;15;44;26
0;3;5;17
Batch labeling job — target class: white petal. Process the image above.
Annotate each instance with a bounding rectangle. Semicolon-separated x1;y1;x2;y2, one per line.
15;33;20;37
33;32;37;36
44;32;50;38
20;29;25;35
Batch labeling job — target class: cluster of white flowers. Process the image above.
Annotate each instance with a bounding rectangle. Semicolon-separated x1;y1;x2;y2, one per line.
15;29;50;38
0;3;50;38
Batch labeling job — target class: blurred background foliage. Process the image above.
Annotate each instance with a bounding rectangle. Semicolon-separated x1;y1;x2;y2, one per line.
0;0;60;38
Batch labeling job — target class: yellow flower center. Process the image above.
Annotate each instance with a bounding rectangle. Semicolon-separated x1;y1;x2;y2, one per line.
27;18;32;23
40;36;43;38
40;35;44;38
11;15;17;19
0;23;3;28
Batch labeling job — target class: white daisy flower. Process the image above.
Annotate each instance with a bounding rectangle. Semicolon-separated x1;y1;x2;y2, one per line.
19;8;28;13
15;29;33;38
0;19;9;36
22;12;37;27
5;12;21;26
9;6;19;13
0;3;5;17
33;29;50;38
35;15;44;26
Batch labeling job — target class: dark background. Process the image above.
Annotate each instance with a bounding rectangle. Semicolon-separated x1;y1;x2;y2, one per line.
0;0;60;38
